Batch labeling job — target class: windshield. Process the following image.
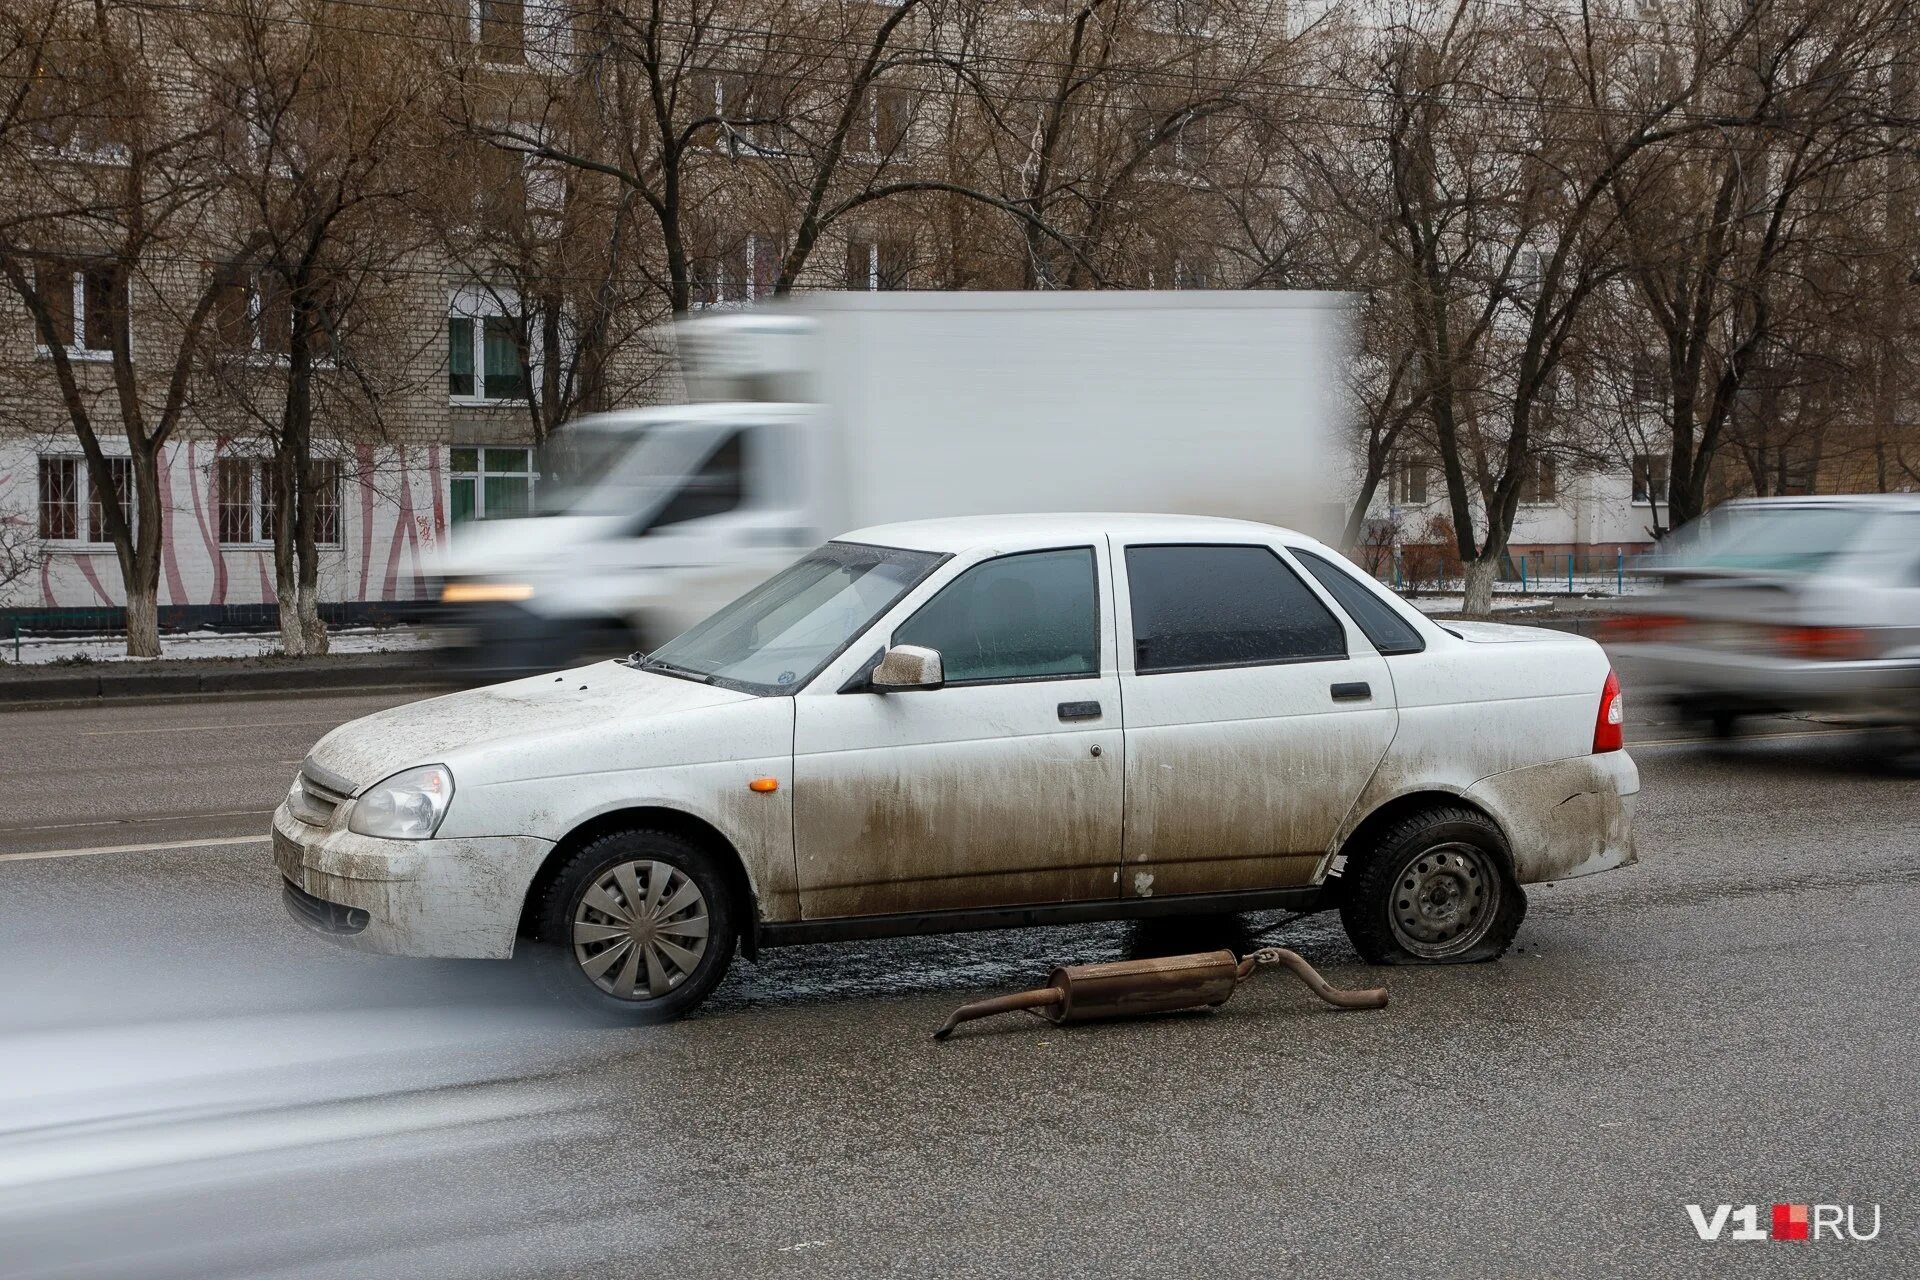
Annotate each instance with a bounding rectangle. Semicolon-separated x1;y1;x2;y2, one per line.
640;541;944;694
534;424;650;514
1659;505;1878;574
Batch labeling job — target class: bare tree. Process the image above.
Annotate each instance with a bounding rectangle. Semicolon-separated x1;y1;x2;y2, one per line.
0;0;228;654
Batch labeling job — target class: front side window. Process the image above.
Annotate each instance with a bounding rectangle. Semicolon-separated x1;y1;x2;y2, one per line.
893;547;1099;684
647;432;745;529
1126;544;1346;674
642;540;943;694
450;446;534;523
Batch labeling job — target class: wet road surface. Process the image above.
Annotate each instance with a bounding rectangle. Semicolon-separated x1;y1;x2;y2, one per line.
2;692;1916;1277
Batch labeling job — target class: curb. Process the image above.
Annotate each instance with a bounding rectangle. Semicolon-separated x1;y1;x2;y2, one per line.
0;659;444;709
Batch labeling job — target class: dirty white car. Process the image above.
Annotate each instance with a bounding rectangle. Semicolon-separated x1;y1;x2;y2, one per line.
276;515;1637;1021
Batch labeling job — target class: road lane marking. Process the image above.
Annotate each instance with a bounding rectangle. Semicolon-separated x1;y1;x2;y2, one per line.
0;835;272;863
1630;726;1870;748
0;809;273;837
77;718;349;736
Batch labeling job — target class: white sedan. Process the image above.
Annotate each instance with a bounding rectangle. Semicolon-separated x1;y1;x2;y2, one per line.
275;514;1637;1020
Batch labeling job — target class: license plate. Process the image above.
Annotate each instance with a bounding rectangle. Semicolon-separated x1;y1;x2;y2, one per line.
273;829;306;880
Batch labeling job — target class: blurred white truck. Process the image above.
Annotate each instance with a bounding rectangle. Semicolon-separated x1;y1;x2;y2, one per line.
433;292;1352;672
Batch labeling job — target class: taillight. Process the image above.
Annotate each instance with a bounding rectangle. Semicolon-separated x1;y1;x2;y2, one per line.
1597;613;1686;643
1592;668;1624;753
1774;625;1871;662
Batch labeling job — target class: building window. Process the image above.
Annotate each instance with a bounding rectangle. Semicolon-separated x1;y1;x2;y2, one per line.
1390;454;1429;505
691;233;782;308
845;238;910;290
475;0;525;63
38;455;131;543
859;84;911;157
450;446;535;523
1518;454;1557;505
211;267;334;360
33;259;126;360
449;290;530;402
1631;452;1668;504
216;456;341;545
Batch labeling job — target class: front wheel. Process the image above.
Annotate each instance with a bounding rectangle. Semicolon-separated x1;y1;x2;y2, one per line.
1338;806;1525;964
529;829;739;1022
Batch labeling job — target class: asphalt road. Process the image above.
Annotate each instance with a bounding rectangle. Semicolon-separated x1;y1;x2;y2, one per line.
2;692;1916;1278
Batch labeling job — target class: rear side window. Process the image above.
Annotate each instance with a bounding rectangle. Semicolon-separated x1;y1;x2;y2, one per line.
1125;544;1346;674
894;547;1100;683
1292;547;1425;655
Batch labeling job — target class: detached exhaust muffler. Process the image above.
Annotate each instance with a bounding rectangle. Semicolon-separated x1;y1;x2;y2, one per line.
932;947;1387;1040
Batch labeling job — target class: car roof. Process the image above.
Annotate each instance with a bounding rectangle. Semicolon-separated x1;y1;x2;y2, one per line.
839;512;1308;553
1717;494;1920;511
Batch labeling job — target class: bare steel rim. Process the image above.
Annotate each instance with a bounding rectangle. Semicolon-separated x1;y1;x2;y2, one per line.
1388;841;1501;960
571;860;711;1000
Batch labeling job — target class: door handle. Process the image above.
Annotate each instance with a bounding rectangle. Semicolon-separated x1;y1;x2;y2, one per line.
1330;682;1372;702
1058;700;1103;722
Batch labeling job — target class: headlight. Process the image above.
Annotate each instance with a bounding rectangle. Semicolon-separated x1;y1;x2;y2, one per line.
348;764;455;840
441;581;534;604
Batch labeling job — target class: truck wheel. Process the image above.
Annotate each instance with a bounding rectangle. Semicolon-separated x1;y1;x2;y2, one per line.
1338;806;1524;964
530;829;738;1022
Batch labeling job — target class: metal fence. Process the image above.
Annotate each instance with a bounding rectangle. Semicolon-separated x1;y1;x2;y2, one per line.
1383;550;1656;598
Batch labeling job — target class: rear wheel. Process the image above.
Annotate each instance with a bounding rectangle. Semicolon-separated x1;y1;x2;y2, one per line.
1338;805;1524;964
530;829;738;1022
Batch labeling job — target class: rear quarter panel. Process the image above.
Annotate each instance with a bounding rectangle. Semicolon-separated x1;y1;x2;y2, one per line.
1329;627;1615;873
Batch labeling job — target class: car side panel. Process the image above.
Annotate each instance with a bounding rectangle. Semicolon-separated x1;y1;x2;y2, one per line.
1323;634;1618;880
446;696;802;924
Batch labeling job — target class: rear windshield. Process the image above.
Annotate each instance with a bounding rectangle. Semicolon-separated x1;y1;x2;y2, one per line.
1660;505;1877;574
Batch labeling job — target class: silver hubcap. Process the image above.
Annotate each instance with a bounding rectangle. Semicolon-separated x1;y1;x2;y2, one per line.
572;860;710;1000
1389;842;1500;959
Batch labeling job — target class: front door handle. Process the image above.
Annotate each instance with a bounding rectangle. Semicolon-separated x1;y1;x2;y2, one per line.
1330;682;1372;702
1058;700;1103;722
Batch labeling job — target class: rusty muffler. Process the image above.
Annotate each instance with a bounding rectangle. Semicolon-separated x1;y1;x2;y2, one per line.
931;947;1387;1040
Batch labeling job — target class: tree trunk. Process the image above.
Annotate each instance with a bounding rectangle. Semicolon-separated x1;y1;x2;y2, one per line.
298;582;328;655
124;585;160;658
274;453;304;656
1461;556;1499;617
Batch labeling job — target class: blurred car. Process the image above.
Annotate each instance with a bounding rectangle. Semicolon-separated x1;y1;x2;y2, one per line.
1606;495;1920;736
276;514;1636;1022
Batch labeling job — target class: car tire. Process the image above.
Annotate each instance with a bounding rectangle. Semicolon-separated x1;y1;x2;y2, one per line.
529;828;739;1022
1338;805;1524;965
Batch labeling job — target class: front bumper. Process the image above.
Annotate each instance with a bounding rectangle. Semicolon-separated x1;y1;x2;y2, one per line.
272;802;553;960
1465;751;1639;885
1613;642;1920;718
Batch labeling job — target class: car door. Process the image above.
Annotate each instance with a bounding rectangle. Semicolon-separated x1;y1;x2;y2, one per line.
792;544;1124;919
1114;539;1398;899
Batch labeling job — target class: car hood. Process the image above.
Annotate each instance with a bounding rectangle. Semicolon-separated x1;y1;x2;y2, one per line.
303;661;752;792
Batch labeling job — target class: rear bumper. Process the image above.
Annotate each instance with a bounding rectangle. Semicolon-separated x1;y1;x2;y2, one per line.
1614;643;1920;718
1466;751;1639;885
272;802;552;960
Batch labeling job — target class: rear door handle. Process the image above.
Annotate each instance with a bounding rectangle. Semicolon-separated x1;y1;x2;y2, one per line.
1330;682;1371;702
1058;700;1103;722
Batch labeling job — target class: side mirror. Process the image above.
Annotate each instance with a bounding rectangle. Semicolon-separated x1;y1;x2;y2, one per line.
869;644;944;692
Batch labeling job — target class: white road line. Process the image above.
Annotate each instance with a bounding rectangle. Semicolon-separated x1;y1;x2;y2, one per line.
1630;726;1867;748
0;835;272;863
78;718;347;736
0;808;272;836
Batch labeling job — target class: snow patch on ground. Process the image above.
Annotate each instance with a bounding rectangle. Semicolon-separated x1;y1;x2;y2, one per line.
2;627;434;665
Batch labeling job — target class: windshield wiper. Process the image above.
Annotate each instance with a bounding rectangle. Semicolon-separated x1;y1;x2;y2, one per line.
642;657;714;684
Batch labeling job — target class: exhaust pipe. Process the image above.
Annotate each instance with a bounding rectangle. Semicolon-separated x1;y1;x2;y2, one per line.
932;947;1387;1040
